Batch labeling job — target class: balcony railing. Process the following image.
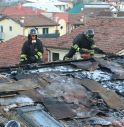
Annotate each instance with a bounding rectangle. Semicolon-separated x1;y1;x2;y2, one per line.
38;33;60;38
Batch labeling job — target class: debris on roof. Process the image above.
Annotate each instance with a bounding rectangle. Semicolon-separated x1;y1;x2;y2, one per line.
0;56;123;127
0;79;39;92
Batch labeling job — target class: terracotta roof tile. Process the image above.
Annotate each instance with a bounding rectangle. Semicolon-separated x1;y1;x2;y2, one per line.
0;35;50;66
0;17;124;66
82;8;124;17
9;15;58;26
0;6;44;16
81;8;110;17
68;13;84;25
44;17;124;54
0;35;26;66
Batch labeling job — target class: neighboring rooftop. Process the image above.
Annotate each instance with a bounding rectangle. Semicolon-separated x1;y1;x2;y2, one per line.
9;15;58;27
84;2;110;8
0;35;26;67
59;0;73;3
0;5;43;16
0;17;124;66
23;2;63;12
44;17;124;54
68;3;84;14
68;13;84;25
81;7;110;17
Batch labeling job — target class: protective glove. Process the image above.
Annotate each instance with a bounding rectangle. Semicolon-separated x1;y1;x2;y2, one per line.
63;55;71;60
80;53;91;59
104;52;116;57
94;47;105;54
79;48;89;54
30;56;36;62
20;59;28;65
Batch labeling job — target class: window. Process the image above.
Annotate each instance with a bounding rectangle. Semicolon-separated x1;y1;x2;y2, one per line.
0;26;3;32
35;28;38;33
43;28;49;34
52;53;59;61
60;26;63;30
9;26;12;31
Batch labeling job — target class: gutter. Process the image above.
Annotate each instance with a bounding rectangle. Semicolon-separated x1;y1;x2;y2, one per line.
44;45;70;50
0;59;92;73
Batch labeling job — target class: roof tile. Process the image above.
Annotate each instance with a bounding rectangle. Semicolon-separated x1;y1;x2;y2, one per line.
9;15;58;26
0;6;44;16
44;17;124;54
0;17;124;66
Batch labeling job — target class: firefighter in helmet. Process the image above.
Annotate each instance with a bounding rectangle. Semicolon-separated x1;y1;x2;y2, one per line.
63;29;105;60
20;28;43;64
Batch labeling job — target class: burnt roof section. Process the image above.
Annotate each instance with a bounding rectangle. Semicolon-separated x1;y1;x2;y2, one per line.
0;56;123;127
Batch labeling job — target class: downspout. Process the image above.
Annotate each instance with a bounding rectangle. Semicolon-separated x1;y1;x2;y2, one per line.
46;47;51;62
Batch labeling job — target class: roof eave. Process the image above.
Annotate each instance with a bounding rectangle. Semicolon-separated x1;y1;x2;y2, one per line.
23;24;59;27
44;45;69;50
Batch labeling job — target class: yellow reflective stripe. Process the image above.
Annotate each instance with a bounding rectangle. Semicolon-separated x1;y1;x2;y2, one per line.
37;52;42;57
77;47;80;52
35;55;39;59
20;54;27;60
64;57;72;60
88;50;95;54
21;54;27;57
91;44;96;48
64;57;70;60
72;44;80;52
72;44;79;50
20;59;25;62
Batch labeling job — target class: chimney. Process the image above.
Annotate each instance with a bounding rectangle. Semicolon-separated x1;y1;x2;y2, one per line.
20;17;25;23
112;12;118;17
80;16;84;22
54;17;59;22
110;5;118;17
16;3;22;9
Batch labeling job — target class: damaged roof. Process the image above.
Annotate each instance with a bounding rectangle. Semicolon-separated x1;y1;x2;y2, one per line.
0;56;124;127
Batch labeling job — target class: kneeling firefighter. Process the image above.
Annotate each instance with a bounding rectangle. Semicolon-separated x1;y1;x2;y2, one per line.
63;29;105;60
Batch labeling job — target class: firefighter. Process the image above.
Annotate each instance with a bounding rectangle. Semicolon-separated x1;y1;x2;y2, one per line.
63;29;105;60
20;28;44;64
